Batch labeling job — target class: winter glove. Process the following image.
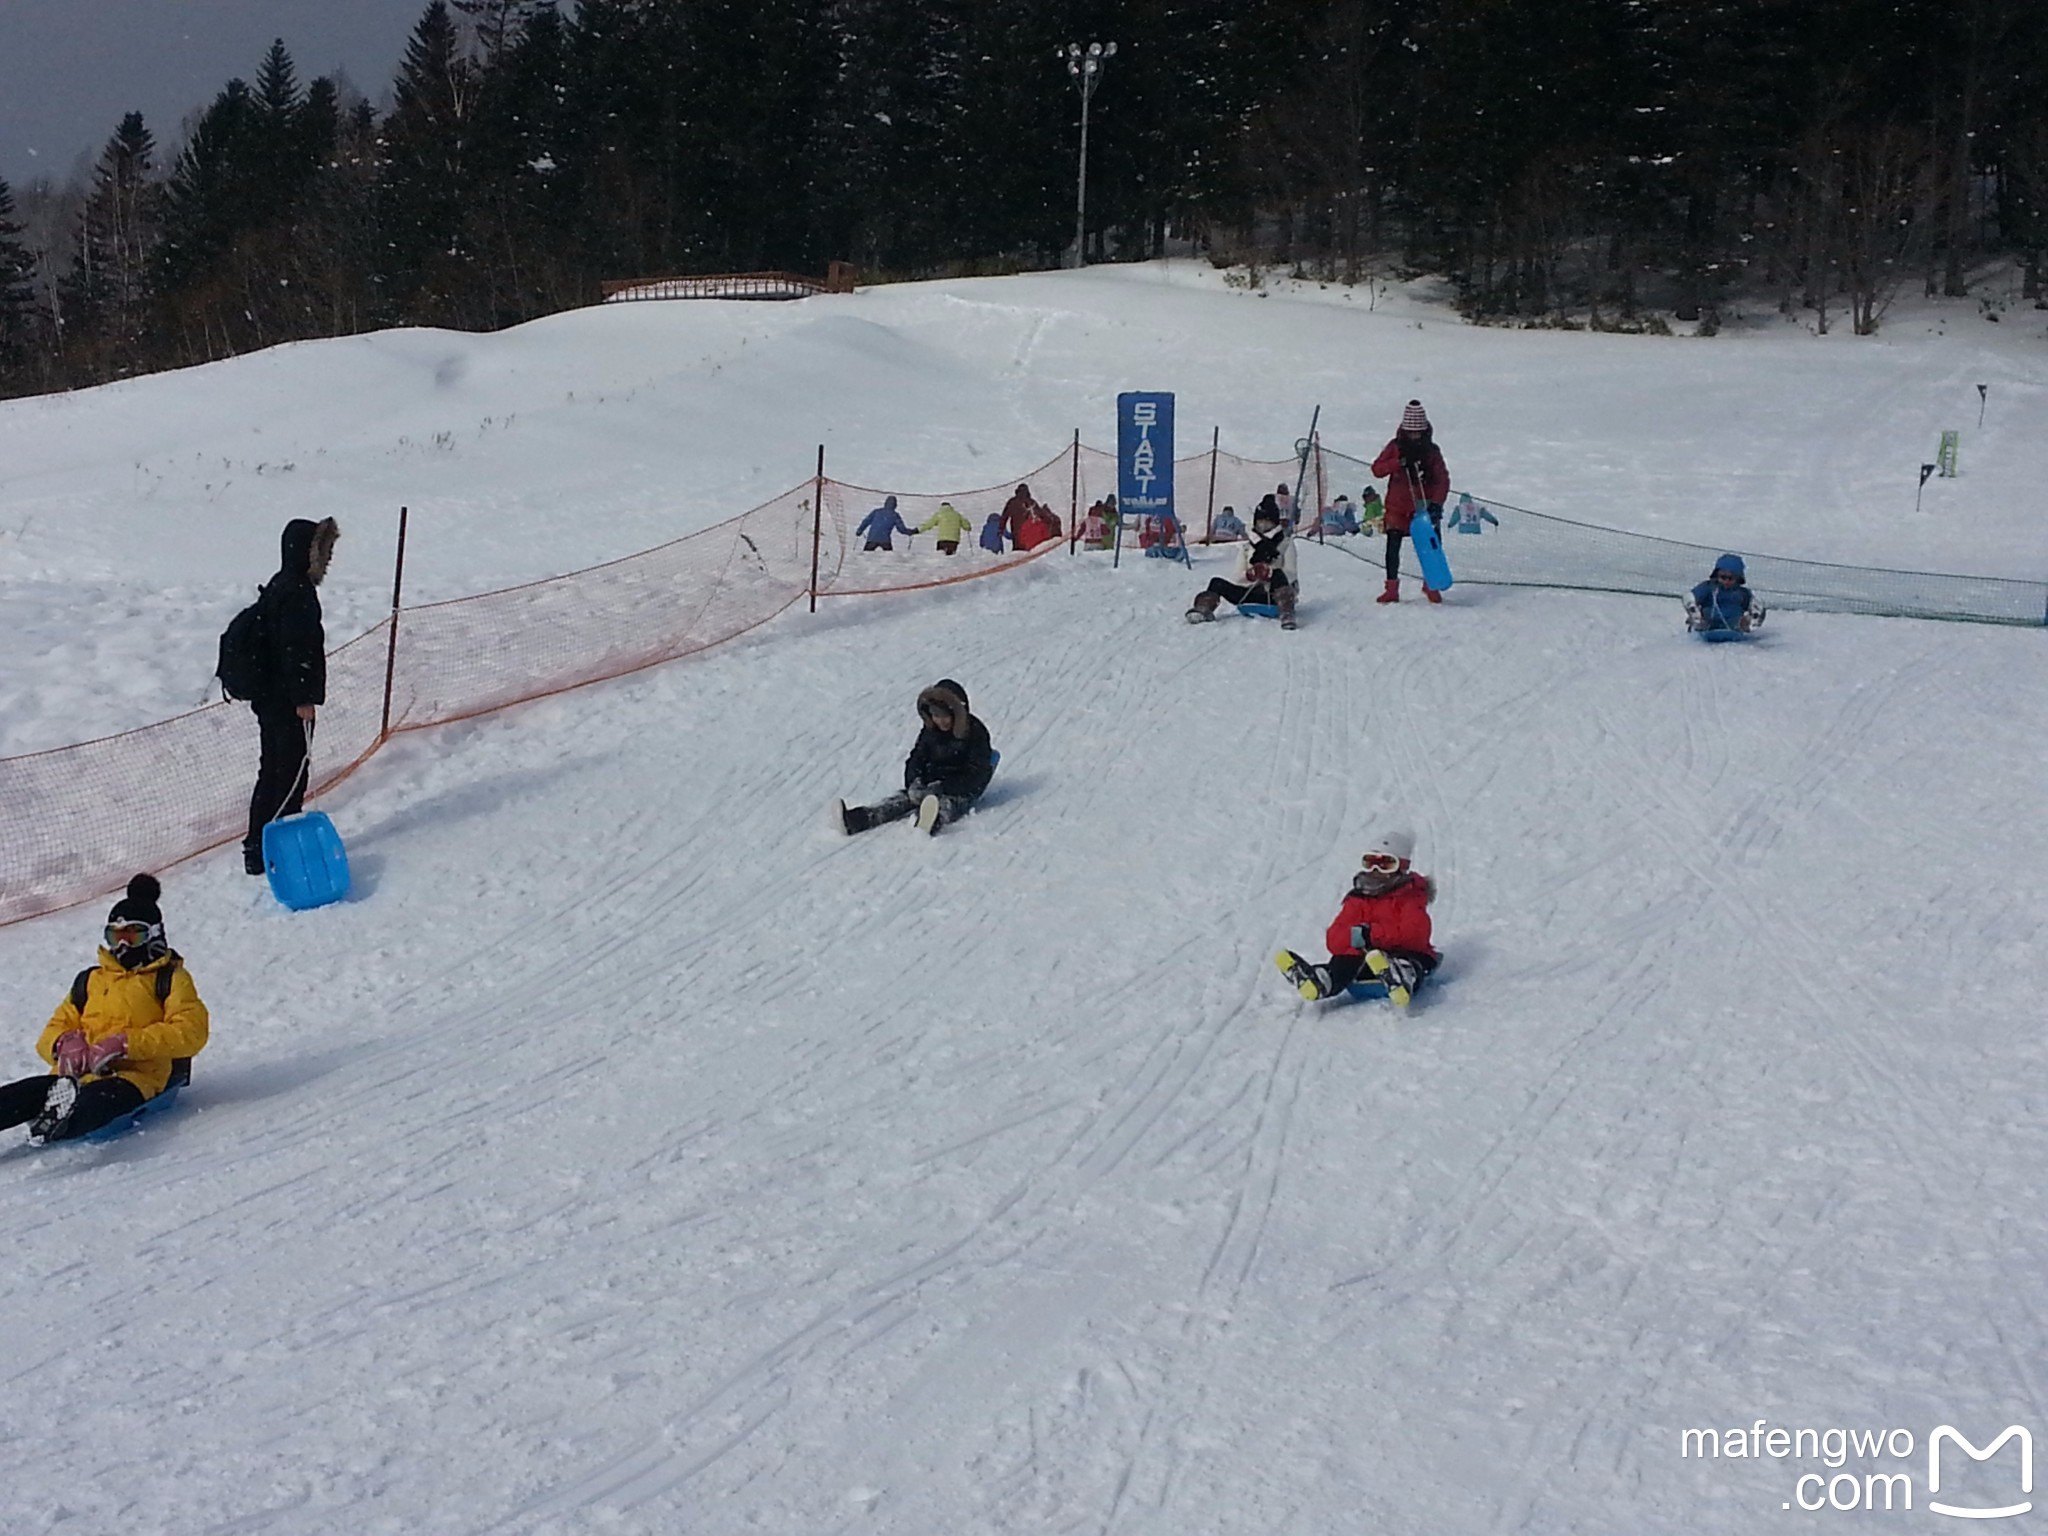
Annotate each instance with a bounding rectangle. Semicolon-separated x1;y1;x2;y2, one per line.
1350;925;1373;951
1426;502;1444;528
1248;562;1272;581
84;1034;129;1075
52;1030;90;1078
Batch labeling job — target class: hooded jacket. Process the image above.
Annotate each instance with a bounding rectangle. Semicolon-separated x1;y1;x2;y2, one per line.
1325;871;1437;959
857;498;915;545
904;679;995;799
1689;576;1754;629
1370;436;1450;532
254;517;337;709
917;504;973;542
39;950;210;1100
1235;521;1298;587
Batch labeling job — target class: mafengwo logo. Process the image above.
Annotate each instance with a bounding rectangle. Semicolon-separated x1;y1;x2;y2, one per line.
1679;1420;2032;1516
1929;1426;2032;1520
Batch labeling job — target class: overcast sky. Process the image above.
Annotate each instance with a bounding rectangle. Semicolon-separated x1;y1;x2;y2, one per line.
0;1;435;187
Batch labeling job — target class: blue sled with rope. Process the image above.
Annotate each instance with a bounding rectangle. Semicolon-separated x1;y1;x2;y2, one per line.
262;811;351;911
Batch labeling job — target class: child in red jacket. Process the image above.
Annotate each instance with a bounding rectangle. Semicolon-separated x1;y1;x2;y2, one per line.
1277;831;1440;1007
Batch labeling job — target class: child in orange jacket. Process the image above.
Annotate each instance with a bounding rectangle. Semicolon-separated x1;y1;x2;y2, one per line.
1277;832;1440;1007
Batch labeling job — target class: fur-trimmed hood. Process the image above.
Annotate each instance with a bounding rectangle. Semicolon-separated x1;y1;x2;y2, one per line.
916;679;972;739
280;517;339;586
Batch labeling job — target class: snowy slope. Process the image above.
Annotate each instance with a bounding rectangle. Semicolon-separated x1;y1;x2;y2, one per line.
2;268;2046;1534
2;261;2043;752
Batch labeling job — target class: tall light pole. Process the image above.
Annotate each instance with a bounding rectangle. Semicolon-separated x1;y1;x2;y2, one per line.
1060;40;1116;269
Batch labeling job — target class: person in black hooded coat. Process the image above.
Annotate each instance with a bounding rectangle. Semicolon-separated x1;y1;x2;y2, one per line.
836;679;995;836
242;517;338;874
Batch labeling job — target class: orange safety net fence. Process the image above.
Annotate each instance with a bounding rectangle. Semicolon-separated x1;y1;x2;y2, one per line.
0;448;1094;928
819;448;1075;596
1071;444;1306;545
3;437;1318;927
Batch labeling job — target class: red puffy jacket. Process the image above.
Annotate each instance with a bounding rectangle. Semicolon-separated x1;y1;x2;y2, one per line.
1370;438;1450;533
1325;873;1437;958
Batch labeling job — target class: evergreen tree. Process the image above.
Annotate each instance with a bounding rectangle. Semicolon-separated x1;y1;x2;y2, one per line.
60;113;160;364
467;1;582;318
379;1;478;322
158;78;264;298
0;176;47;379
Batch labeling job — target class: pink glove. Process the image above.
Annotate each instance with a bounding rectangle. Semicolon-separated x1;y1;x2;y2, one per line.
85;1034;129;1075
52;1030;90;1078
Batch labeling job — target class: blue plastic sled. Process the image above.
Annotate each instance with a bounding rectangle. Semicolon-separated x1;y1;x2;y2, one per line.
1411;514;1454;592
988;749;1001;768
1238;602;1280;619
262;810;351;910
1343;980;1393;1002
1695;628;1756;644
79;1076;185;1144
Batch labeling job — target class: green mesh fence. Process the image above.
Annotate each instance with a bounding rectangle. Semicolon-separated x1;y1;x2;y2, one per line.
1313;445;2047;627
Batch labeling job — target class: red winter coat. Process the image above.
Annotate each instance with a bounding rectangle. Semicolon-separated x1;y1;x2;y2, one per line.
999;490;1035;543
1325;873;1437;958
1016;511;1058;551
1370;438;1450;533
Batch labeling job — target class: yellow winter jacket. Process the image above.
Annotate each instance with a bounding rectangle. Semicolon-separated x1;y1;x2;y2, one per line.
37;950;210;1100
917;503;973;541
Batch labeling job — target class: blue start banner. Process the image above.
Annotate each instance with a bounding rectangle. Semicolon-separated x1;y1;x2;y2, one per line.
1116;392;1175;518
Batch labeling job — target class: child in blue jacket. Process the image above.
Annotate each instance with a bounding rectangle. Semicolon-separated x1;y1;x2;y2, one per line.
1686;552;1764;634
857;496;916;552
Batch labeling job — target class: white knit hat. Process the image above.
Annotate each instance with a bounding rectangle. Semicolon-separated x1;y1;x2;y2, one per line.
1400;400;1430;433
1364;830;1415;865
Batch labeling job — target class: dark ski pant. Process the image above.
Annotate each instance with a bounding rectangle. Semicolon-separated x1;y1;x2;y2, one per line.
1321;947;1439;996
846;783;979;833
245;706;313;867
1384;529;1406;580
1202;572;1293;606
0;1074;145;1140
1194;574;1295;622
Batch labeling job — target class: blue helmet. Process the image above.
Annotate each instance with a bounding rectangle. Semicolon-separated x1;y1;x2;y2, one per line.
1713;552;1745;578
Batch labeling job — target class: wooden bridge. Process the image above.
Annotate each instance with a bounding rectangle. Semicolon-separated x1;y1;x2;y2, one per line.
601;263;857;303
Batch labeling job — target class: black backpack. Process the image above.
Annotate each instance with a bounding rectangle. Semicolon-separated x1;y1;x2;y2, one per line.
216;591;271;701
70;959;192;1089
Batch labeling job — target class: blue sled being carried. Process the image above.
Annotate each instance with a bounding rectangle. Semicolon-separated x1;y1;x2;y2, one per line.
1412;513;1454;592
262;811;351;911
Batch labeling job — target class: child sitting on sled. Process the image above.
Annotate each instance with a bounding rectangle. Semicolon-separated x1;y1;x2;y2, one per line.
0;875;210;1144
1276;832;1440;1008
1685;552;1765;634
1186;498;1298;627
837;679;996;836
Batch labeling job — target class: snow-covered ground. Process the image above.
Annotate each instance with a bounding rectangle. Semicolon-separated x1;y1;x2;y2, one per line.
2;266;2045;1534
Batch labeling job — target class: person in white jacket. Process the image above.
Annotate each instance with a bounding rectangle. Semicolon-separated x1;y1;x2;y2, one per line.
1185;498;1299;628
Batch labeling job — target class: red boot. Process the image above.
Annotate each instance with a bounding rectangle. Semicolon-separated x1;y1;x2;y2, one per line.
1376;579;1400;604
1423;586;1443;604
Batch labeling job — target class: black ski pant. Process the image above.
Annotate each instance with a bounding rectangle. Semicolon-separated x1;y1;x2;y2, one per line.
0;1074;146;1140
1384;529;1406;580
846;783;979;833
245;706;314;863
1202;571;1293;606
1322;947;1440;994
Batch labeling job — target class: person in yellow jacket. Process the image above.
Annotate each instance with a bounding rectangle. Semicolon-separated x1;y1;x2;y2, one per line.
0;874;209;1144
916;501;973;555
